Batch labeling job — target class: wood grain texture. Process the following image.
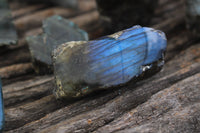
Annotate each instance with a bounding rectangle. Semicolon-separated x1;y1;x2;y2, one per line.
0;0;199;132
97;72;200;133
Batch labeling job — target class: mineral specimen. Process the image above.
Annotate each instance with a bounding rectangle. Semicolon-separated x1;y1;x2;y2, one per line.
27;15;88;74
0;78;4;132
96;0;158;33
53;25;167;99
186;0;200;35
0;0;18;46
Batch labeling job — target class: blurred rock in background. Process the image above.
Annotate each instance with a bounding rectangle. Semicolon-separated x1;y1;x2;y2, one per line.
185;0;200;36
96;0;158;33
0;0;17;46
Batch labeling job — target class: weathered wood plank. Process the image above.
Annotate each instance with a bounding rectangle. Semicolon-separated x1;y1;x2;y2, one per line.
1;13;188;106
3;76;53;107
0;63;33;79
13;0;96;35
6;42;200;132
96;73;200;133
0;45;30;68
5;88;119;131
24;62;200;133
11;4;46;19
1;0;200;132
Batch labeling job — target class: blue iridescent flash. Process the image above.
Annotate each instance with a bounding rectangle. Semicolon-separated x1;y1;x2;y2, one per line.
86;25;167;86
53;25;167;99
0;78;4;132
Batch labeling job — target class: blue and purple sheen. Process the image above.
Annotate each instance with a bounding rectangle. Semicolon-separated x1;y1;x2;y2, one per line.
87;25;167;87
0;78;4;132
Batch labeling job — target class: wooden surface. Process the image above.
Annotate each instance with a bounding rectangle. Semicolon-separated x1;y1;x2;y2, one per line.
1;0;200;132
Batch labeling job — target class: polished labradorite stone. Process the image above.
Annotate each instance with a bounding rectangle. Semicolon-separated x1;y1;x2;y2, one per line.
0;0;18;46
96;0;158;33
27;15;88;74
186;0;200;35
0;78;4;132
53;25;167;99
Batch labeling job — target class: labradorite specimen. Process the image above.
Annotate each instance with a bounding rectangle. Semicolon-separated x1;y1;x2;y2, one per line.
186;0;200;35
96;0;158;32
0;0;18;46
53;25;167;99
27;15;88;74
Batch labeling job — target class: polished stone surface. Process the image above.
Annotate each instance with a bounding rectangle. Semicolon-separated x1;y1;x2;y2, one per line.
53;25;167;99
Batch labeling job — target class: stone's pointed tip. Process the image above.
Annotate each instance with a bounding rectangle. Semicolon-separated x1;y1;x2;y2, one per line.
43;15;75;28
42;15;88;41
143;27;167;65
43;15;66;24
